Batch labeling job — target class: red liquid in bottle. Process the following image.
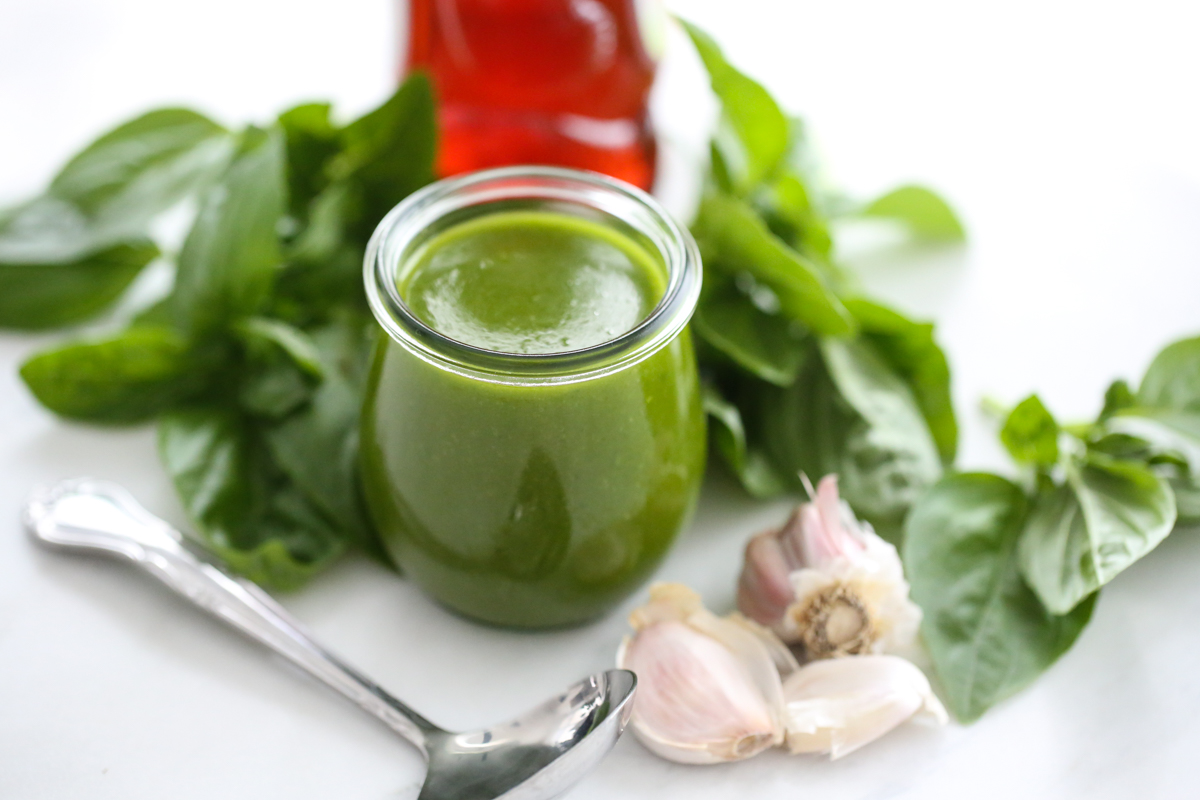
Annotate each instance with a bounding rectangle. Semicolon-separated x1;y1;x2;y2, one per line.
405;0;658;190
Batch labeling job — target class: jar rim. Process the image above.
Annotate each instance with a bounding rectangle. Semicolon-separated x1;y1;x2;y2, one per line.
363;166;702;386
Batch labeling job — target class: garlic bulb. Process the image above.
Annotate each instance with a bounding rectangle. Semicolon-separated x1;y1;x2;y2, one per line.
737;475;921;658
782;655;947;759
617;583;798;764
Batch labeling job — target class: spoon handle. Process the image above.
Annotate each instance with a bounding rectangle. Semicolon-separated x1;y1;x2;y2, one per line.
24;478;438;758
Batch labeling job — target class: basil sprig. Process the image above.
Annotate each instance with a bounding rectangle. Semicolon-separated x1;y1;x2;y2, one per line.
907;335;1200;721
681;19;964;541
9;75;436;588
0;109;233;329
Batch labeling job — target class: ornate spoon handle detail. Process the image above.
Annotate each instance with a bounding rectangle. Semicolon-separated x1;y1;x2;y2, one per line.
23;478;439;757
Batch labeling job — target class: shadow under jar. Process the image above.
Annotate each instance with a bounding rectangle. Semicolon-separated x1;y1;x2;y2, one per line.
361;167;705;628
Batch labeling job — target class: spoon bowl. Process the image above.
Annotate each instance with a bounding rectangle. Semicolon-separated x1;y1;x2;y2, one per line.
422;669;635;800
24;479;636;800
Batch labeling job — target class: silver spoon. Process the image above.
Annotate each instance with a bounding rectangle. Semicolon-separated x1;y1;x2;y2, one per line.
24;478;636;800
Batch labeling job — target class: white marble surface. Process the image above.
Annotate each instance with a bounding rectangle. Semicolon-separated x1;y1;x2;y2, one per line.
3;1;1200;798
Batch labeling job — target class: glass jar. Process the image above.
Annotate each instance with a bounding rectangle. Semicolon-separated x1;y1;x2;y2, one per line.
361;166;704;628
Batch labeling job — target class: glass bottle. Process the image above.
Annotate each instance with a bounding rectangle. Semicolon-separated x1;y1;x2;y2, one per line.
404;0;660;190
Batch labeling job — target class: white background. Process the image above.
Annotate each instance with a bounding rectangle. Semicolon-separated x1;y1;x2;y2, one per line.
2;1;1199;798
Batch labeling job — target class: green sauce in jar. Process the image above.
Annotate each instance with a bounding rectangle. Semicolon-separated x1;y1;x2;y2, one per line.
360;169;705;628
399;211;664;354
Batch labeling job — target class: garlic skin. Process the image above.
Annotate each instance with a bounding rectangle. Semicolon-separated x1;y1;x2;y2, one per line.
737;475;922;658
782;655;948;759
617;583;797;764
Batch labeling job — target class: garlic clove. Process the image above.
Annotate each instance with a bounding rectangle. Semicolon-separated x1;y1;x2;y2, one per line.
781;655;947;759
618;583;793;764
738;474;923;656
619;621;778;763
737;530;796;628
801;475;866;568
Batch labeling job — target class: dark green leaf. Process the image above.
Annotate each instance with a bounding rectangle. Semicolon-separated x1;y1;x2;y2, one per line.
1088;431;1152;460
1138;335;1200;411
159;405;345;590
276;182;366;319
845;297;957;463
754;337;941;532
860;185;965;242
1000;394;1059;468
334;73;436;242
1099;408;1200;527
19;326;205;424
679;19;789;192
0;109;231;329
1018;452;1176;614
753;171;834;264
1104;408;1200;467
817;337;942;525
49;107;231;231
694;192;854;336
171;126;287;336
263;313;384;560
1099;379;1135;422
238;361;314;420
693;277;809;386
702;382;788;498
278;102;342;219
0;202;158;328
1172;475;1200;526
236;317;324;379
905;473;1096;722
235;317;324;419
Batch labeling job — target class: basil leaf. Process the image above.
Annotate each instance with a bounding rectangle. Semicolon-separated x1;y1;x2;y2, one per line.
1138;335;1200;411
276;182;366;319
755;337;941;534
235;318;324;419
159;405;345;590
334;72;436;243
278;102;341;220
752;171;834;264
238;361;315;420
49;108;231;232
679;19;789;193
1088;431;1153;460
818;337;942;525
171;126;287;336
693;277;809;386
694;192;854;336
845;297;957;463
1104;408;1200;468
1173;475;1200;526
0;109;232;329
1019;452;1176;614
1099;379;1136;422
263;313;384;560
1100;408;1200;526
860;185;965;242
236;317;324;379
905;473;1097;722
702;382;788;498
0;199;158;328
1000;394;1060;468
19;326;206;424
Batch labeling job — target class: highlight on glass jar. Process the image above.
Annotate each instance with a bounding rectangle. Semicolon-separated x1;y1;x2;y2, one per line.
361;166;705;628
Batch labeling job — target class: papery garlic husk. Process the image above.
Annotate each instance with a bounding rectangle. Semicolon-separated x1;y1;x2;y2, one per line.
617;583;799;764
782;655;948;759
737;474;922;658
